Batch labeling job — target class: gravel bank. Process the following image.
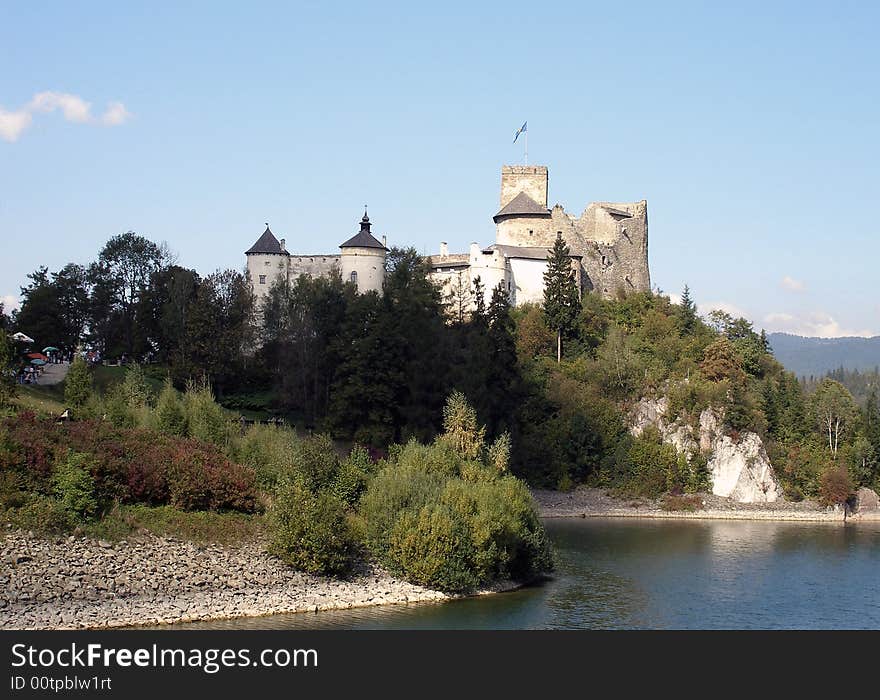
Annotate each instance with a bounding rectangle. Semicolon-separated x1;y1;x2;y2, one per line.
1;531;452;630
532;486;880;522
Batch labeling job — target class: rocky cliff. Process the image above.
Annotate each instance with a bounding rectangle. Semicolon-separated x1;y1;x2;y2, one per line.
630;397;782;503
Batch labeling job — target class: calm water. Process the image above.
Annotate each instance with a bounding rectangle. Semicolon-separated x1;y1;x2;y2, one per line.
176;519;880;630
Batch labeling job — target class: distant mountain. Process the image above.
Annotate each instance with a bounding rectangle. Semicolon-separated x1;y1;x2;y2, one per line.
768;333;880;377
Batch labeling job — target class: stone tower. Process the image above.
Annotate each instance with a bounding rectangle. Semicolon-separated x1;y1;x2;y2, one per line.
492;164;650;297
245;224;289;309
339;210;387;294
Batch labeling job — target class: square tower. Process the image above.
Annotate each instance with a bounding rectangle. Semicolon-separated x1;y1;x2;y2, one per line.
500;165;548;209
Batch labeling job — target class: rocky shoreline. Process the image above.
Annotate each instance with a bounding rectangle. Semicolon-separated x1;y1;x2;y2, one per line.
1;531;457;630
532;486;880;522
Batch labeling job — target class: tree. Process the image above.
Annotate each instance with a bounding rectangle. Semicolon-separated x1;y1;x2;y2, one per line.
677;284;697;336
441;391;485;460
51;264;89;351
471;276;487;322
89;231;164;358
64;355;93;410
0;314;16;407
699;337;744;383
13;267;61;350
865;389;880;457
186;269;255;395
445;271;472;324
810;379;858;457
485;282;520;434
542;234;580;362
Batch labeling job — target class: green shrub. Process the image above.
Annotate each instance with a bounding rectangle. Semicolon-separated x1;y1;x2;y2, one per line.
52;452;98;520
330;445;373;507
64;356;92;409
387;504;478;592
184;380;228;448
155;379;187;436
267;479;355;576
661;494;703;512
376;473;553;593
235;423;299;490
292;433;339;492
4;494;73;533
360;400;553;593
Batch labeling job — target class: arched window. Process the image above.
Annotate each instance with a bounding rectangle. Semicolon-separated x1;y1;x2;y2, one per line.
350;270;358;285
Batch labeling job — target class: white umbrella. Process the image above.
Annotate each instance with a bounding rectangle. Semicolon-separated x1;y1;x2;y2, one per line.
10;332;34;343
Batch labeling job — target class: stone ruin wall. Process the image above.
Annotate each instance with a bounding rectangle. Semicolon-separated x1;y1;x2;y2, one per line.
495;200;650;297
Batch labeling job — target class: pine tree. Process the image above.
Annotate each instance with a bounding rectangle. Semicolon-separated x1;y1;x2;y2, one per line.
865;389;880;456
64;355;93;410
542;234;580;362
678;284;697;336
486;281;520;434
471;276;487;323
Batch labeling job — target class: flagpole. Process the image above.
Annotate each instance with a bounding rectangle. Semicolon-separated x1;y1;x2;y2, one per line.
525;127;528;165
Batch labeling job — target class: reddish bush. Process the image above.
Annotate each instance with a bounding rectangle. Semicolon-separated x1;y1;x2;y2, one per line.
167;439;257;512
1;411;61;484
0;413;257;513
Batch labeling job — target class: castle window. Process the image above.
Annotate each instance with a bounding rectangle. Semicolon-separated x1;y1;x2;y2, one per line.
259;275;266;285
350;271;358;285
529;229;533;236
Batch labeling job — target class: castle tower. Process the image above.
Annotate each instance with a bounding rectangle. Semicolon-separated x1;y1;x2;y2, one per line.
245;224;289;309
495;165;552;247
339;209;387;294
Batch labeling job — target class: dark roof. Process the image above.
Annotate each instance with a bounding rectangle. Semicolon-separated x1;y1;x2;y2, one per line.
493;191;550;222
245;226;287;255
340;212;387;250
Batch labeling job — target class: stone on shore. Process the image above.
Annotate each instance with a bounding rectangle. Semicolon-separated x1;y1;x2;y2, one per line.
856;487;879;512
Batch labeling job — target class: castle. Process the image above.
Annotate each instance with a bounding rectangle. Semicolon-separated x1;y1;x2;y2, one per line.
245;164;650;311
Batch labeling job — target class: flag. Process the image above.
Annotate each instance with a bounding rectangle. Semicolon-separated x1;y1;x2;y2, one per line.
513;121;527;143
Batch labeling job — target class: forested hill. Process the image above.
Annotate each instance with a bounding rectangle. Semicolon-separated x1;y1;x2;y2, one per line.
768;333;880;377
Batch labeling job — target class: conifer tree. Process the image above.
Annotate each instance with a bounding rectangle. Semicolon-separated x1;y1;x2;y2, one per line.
471;276;487;323
486;281;519;433
542;234;580;362
64;355;93;410
678;284;697;336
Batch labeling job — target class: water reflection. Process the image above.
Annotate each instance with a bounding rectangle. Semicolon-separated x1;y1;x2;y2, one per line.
167;519;880;630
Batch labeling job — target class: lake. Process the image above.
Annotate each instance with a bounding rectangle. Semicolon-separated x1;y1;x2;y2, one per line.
174;518;880;630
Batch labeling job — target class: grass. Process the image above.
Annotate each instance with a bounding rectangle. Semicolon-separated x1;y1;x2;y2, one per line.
2;498;265;545
13;384;66;416
82;504;265;544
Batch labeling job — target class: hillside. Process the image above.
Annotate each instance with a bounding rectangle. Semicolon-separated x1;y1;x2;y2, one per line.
768;333;880;377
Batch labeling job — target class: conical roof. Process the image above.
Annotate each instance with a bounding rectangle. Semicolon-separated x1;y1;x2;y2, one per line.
340;211;386;250
493;191;550;222
245;226;287;255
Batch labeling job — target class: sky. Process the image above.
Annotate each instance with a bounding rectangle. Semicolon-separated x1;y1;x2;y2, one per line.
1;1;878;337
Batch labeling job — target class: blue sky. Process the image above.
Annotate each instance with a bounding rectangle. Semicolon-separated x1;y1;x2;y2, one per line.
2;1;878;337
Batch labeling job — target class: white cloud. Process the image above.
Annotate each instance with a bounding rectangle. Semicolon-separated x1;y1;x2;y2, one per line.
781;275;805;292
0;108;32;142
763;310;876;338
698;301;749;320
0;91;131;142
29;91;93;123
100;101;131;126
1;294;20;313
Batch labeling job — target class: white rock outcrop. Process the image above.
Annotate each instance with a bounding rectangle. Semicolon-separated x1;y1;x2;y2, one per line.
629;397;782;503
708;433;781;503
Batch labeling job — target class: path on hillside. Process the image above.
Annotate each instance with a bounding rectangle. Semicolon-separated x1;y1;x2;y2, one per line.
37;361;70;386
